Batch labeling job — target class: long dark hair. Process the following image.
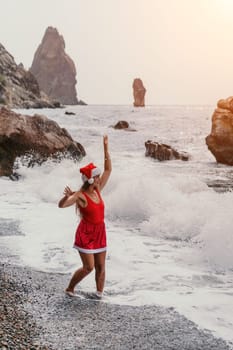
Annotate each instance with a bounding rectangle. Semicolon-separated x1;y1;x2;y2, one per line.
81;181;91;192
75;181;91;213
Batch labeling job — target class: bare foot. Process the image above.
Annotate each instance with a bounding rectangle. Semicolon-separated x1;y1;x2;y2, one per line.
65;289;75;297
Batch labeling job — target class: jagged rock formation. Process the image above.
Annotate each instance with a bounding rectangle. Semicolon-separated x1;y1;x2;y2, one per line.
0;107;85;177
30;27;78;105
78;99;87;105
145;140;189;161
133;78;146;107
0;43;59;108
206;96;233;165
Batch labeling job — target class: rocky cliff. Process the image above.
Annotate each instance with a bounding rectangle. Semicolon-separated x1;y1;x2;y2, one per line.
30;27;78;105
206;96;233;165
0;43;59;108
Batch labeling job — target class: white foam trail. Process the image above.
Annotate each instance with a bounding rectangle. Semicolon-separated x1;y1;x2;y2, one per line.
1;105;233;343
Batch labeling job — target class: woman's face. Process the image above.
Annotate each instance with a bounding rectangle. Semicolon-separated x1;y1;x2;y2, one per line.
93;174;100;186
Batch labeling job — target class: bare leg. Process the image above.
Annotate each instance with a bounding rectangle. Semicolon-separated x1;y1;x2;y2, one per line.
66;252;94;293
94;251;106;293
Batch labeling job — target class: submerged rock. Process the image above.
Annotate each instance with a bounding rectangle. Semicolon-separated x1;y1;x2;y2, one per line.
133;78;146;107
0;107;85;177
30;27;78;105
114;120;129;129
206;96;233;165
113;120;136;131
145;140;189;161
65;111;76;115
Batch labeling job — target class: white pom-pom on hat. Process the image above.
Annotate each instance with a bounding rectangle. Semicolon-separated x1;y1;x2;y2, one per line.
80;163;101;184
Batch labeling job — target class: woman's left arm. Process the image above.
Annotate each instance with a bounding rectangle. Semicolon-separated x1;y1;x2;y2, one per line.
99;135;112;191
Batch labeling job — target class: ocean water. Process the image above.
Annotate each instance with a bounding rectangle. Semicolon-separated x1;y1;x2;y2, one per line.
0;105;233;344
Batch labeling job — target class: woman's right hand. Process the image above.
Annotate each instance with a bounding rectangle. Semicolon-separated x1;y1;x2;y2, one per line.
63;186;74;197
59;187;77;208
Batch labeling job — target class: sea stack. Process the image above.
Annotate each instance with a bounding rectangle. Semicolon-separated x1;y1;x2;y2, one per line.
133;78;146;107
206;96;233;165
30;27;78;105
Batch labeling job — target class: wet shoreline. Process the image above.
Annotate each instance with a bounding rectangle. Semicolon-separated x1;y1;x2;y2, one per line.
0;262;232;350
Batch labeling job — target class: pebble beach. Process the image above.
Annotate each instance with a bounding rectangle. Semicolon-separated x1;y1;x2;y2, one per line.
1;262;232;350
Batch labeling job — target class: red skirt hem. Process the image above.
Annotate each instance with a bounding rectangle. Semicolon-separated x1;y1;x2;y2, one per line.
73;245;107;254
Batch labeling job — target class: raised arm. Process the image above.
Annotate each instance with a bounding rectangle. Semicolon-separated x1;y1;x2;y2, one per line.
58;186;84;208
99;135;112;191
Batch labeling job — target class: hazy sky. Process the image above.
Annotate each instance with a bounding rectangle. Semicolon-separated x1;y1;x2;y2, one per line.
1;0;233;105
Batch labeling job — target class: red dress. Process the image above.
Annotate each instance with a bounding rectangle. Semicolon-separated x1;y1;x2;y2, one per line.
73;189;107;254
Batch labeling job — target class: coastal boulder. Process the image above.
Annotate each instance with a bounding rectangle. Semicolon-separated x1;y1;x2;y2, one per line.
0;43;59;108
133;78;146;107
0;107;85;177
30;27;78;105
114;121;129;129
145;140;189;161
206;96;233;165
113;120;136;131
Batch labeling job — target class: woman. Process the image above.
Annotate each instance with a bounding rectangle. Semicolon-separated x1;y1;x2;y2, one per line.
58;135;111;299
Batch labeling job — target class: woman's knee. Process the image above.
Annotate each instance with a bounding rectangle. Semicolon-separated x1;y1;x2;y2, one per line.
95;264;105;275
83;264;94;274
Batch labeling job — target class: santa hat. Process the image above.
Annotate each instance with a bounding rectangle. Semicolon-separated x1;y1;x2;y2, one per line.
80;163;101;184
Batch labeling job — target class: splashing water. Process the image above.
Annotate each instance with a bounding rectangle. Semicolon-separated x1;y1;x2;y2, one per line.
1;105;233;344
